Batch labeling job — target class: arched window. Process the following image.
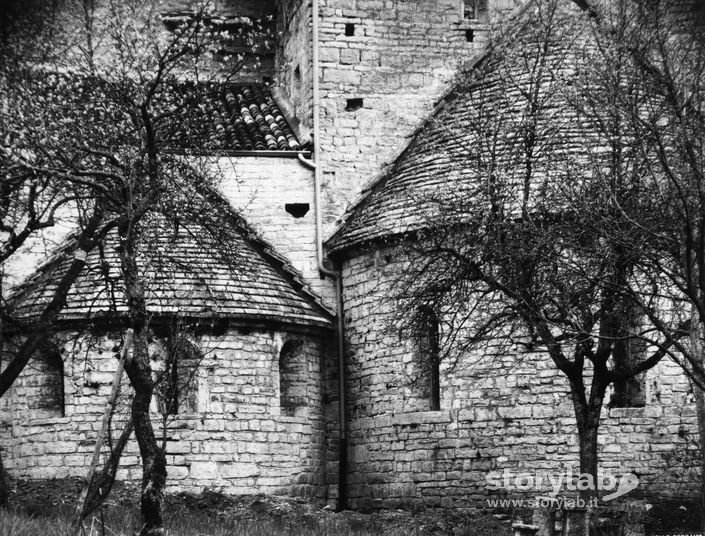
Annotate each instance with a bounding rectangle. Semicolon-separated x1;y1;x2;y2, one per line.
611;309;647;408
157;336;201;415
279;339;307;416
417;307;441;411
26;342;65;418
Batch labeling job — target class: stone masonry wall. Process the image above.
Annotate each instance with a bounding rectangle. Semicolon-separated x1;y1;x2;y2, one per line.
340;247;700;510
276;0;314;141
213;155;335;307
275;0;524;233
0;326;337;501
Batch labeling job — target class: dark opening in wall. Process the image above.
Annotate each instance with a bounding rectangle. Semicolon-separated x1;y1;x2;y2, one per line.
285;203;310;218
465;29;474;42
345;98;363;112
345;23;355;36
294;65;301;83
279;339;307;416
27;342;65;418
415;307;441;411
157;336;201;416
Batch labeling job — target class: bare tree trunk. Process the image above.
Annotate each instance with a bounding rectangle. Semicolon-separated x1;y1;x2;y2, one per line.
693;386;705;534
569;375;606;536
689;309;705;534
118;221;166;536
0;450;9;508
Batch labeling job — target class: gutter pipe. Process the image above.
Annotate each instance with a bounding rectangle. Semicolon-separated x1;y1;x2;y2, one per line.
296;0;347;510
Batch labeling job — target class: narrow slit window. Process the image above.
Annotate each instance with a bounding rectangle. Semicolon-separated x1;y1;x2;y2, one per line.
279;340;307;416
416;307;441;411
345;23;355;36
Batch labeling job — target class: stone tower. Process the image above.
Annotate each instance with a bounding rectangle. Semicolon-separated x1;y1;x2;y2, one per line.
275;0;521;230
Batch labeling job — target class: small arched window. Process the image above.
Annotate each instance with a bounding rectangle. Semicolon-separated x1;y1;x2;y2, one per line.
157;336;201;415
279;339;307;416
26;342;65;418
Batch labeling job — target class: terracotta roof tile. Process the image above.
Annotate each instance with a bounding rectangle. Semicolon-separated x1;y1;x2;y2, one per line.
169;83;302;152
13;72;302;154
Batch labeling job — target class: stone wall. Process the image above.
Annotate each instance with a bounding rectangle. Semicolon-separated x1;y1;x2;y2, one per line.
276;0;314;141
316;0;490;225
274;0;524;232
0;326;338;501
340;247;701;510
213;155;336;307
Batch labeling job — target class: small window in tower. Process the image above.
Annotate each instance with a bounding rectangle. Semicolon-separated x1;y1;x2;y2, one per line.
465;29;475;42
294;65;301;83
345;23;355;36
463;0;487;20
285;203;310;218
346;98;364;112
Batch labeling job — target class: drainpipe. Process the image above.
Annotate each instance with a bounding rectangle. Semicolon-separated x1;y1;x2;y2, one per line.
296;0;347;511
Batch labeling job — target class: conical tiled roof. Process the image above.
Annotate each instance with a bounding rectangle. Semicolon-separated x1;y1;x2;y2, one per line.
10;205;332;329
326;1;598;254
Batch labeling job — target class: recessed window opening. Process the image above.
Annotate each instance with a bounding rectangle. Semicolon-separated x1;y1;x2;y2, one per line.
158;336;201;415
465;29;474;42
285;203;310;218
345;23;355;36
279;339;307;416
294;65;301;83
463;0;487;20
610;310;647;408
345;98;363;112
27;342;65;418
417;307;441;411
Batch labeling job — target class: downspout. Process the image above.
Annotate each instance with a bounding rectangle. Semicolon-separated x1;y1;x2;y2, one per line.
296;0;347;511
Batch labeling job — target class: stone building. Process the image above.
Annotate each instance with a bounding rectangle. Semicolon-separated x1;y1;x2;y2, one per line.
1;0;703;510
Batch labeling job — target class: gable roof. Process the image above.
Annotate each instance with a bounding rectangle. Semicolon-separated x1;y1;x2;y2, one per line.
325;1;592;255
9;202;332;330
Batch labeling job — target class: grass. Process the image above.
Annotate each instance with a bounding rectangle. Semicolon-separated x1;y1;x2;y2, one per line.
0;504;511;536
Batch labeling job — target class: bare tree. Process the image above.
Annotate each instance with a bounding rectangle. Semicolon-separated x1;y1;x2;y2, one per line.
566;0;705;526
384;4;677;531
0;1;271;532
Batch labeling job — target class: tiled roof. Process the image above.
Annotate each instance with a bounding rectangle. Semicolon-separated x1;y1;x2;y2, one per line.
10;203;332;329
11;72;302;153
170;83;303;151
326;2;596;254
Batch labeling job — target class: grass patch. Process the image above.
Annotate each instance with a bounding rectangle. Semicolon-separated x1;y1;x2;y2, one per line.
1;479;513;535
0;504;511;536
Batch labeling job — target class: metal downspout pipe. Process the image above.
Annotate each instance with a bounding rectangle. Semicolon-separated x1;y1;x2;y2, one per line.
296;0;347;510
